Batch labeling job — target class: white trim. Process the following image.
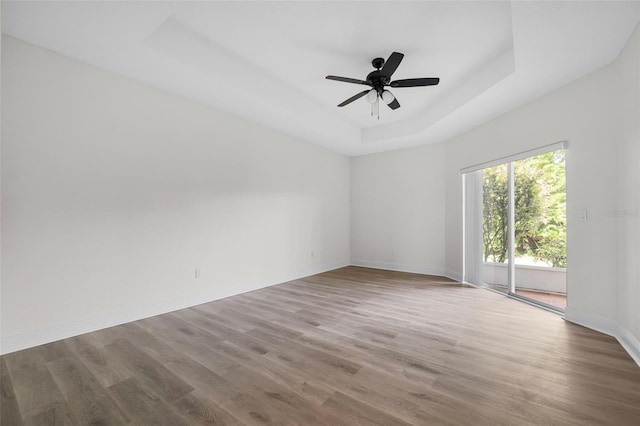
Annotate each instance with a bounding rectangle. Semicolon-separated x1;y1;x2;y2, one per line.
445;269;464;283
461;173;466;283
484;261;567;273
460;141;567;174
463;170;484;285
460;279;479;288
564;307;640;367
618;327;640;368
350;260;449;279
0;262;349;355
507;161;515;293
563;307;620;336
461;280;563;314
506;293;563;315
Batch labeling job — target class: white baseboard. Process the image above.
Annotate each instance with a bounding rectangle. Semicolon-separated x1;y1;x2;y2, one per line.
618;327;640;367
445;269;463;283
350;260;449;279
563;307;620;336
0;262;349;355
564;307;640;367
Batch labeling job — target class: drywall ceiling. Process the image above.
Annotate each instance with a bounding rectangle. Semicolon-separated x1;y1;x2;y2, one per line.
3;1;639;156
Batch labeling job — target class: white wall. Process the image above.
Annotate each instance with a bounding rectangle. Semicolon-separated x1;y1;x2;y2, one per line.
444;25;640;360
615;22;640;350
350;143;446;276
445;64;620;317
1;36;350;353
350;25;640;362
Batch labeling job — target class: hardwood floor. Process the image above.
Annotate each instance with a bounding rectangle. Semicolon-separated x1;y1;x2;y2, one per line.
2;266;639;425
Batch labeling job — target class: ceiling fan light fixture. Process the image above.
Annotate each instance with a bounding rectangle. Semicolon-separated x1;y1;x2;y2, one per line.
381;90;395;104
366;89;378;103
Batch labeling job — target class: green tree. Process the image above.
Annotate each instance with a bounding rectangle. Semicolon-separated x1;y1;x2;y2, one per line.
482;164;542;262
482;150;566;268
514;163;543;257
528;150;566;267
482;165;508;262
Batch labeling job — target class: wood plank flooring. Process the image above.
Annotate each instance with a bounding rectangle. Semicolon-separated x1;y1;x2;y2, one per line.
1;266;639;425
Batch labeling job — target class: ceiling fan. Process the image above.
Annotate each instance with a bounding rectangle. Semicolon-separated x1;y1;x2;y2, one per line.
326;52;439;118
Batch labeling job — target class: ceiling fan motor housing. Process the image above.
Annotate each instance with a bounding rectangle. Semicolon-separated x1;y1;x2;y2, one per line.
368;57;389;93
371;57;385;69
366;71;390;93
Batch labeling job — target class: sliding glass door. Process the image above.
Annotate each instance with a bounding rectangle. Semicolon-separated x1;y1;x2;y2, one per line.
512;150;567;309
465;144;567;311
481;163;511;295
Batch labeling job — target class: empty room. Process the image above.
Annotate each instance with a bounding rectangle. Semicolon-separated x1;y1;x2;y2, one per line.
1;1;639;425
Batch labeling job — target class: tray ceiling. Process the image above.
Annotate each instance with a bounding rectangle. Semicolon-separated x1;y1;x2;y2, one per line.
3;1;639;155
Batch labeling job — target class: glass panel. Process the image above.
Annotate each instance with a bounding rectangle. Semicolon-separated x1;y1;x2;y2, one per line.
482;163;510;294
513;150;567;310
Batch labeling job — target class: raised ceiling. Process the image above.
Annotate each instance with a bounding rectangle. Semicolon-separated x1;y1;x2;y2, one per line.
3;1;640;156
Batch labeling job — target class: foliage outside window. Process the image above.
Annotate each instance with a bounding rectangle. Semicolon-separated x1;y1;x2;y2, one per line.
482;151;566;268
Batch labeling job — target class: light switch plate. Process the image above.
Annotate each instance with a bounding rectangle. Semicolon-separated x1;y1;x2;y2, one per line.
579;209;587;221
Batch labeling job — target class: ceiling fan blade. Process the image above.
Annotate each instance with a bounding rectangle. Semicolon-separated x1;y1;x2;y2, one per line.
379;52;404;79
326;75;369;85
338;90;369;107
386;98;401;110
390;77;440;88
